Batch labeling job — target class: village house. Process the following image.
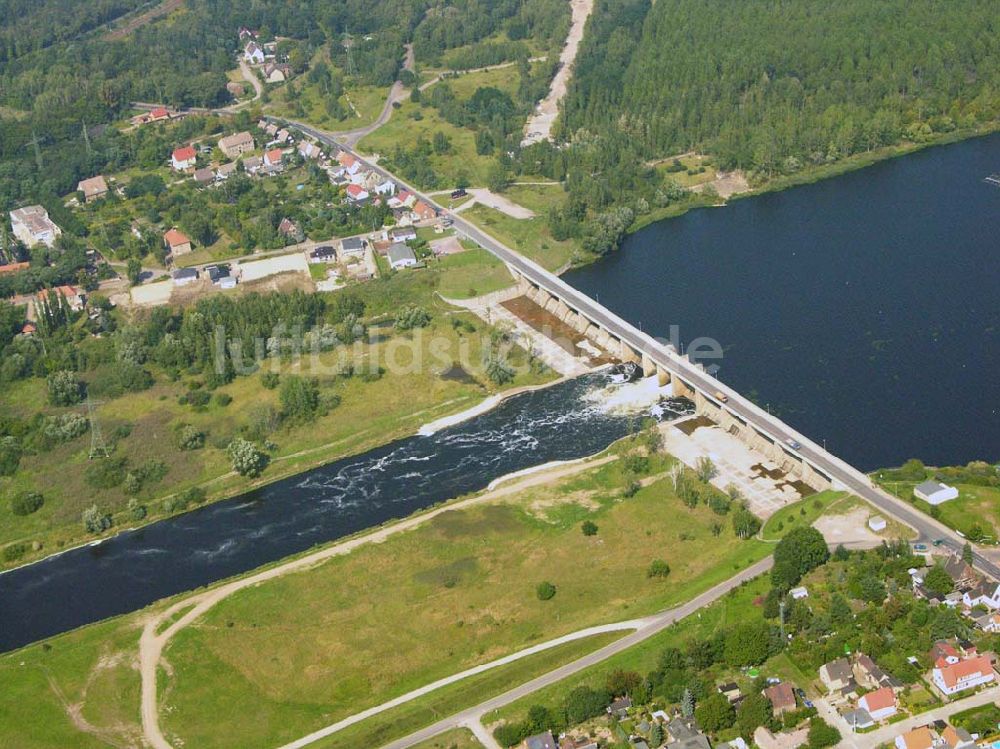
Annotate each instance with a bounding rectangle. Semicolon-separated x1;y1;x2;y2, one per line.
790;586;809;600
219;131;255;159
930;641;960;667
299;141;322;160
385;226;417;243
940;725;976;749
278;218;302;241
607;696;632;719
77;175;109;203
206;264;236;288
559;737;598;749
412;199;436;221
244;41;265;64
975;611;1000;633
843;708;874;730
340;237;365;258
238;26;257;42
10;205;61;248
718;682;742;703
914;480;959;505
819;658;856;695
522;732;557;749
37;285;84;311
275;128;291;143
263;62;291;83
753;726;808;749
242;155;263;174
193;168;215;186
388;242;418;270
0;261;29;275
164;228;192;257
962;580;1000;610
372;178;396;196
171;146;197;171
216;162;238;180
337;151;362;174
895;727;935;749
171;267;199;286
346;184;369;203
762;682;796;716
942;556;977;588
858;686;898;722
932;654;995;696
854;654;904;691
308;246;336;264
264;148;284;169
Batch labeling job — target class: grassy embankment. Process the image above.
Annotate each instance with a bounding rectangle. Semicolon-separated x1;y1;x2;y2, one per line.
157;445;772;748
0;268;550;566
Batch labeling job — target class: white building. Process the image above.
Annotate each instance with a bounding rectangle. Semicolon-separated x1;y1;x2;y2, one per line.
10;205;61;248
388;242;417;270
868;516;887;532
244;42;265;64
914;481;959;505
931;656;995;696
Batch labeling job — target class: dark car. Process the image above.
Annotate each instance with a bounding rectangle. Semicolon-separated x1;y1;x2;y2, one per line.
450;188;467;199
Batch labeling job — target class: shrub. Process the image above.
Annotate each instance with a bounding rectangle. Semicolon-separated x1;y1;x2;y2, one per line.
647;559;671;578
214;392;233;407
128;499;147;521
85;456;128;489
261;372;280;389
82;504;113;534
47;370;83;406
177;425;206;450
394;305;431;331
41;413;89;443
581;520;598;536
2;542;27;563
536;581;556;600
228;438;268;477
11;491;44;516
279;376;320;421
0;437;21;476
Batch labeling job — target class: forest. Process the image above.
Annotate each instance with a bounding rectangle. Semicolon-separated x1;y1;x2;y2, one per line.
560;0;1000;173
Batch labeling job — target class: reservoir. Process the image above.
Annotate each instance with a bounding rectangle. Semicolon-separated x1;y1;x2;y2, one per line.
0;374;660;652
566;133;1000;470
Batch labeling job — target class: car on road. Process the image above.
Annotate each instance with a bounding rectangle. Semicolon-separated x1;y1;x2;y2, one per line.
913;543;928;551
450;188;467;199
786;438;802;450
932;539;945;547
714;390;729;403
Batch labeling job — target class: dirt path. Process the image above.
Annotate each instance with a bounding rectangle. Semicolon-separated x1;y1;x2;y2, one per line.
139;454;617;749
452;188;536;219
102;0;182;40
521;0;594;146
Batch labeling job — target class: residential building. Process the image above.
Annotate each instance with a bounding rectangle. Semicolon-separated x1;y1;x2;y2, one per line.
206;265;232;286
559;738;598;749
164;228;192;256
216;162;238;180
264;148;284;168
962;580;1000;610
193;168;215;186
171;267;199;286
10;205;61;248
522;732;557;749
299;141;322;160
275;128;291;143
942;556;977;588
895;727;934;749
790;586;809;600
819;658;854;693
244;41;265;64
309;246;337;263
242;155;263;174
932;655;995;696
914;481;959;505
278;218;301;240
843;709;874;730
77;175;109;202
763;682;796;716
976;612;1000;633
373;178;396;195
607;696;632;719
219;132;255;159
858;686;897;721
930;641;960;667
854;654;904;690
412;199;436;221
940;725;975;749
171;146;197;171
388;242;418;269
37;285;84;311
337;150;361;174
238;26;257;42
149;106;170;122
340;237;365;257
718;682;742;703
753;726;808;749
263;62;290;82
387;226;417;243
346;184;369;202
0;261;29;275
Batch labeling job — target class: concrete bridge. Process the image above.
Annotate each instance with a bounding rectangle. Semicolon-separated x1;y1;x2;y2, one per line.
276;117;1000;579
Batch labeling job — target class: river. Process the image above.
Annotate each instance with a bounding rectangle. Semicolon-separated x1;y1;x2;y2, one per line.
0;374;670;652
566;134;1000;470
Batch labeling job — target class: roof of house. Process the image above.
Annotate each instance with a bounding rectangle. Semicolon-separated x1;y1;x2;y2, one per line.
278;217;299;235
217;162;238;176
942;556;974;580
822;658;853;683
337;151;358;167
844;709;873;727
193;168;215;183
718;682;740;693
265;148;283;163
164;228;190;247
937;656;993;689
388;243;416;264
860;686;897;712
346;184;367;197
763;682;796;710
243;155;262;169
150;107;169;118
310;246;336;258
38;285;79;300
524;732;557;749
0;261;30;274
219;131;254;150
172;268;198;280
898;727;934;749
941;726;974;749
341;237;364;251
172;146;197;162
915;480;949;495
78;175;108;196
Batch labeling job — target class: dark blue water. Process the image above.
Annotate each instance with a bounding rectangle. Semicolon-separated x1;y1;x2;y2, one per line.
566;134;1000;470
0;374;649;652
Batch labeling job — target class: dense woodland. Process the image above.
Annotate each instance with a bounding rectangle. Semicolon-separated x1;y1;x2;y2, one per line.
561;0;1000;173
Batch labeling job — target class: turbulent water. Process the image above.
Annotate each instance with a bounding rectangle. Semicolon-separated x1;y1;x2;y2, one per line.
0;372;676;652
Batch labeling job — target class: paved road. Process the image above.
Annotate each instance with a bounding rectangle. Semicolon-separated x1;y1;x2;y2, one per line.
283;118;1000;584
373;557;775;749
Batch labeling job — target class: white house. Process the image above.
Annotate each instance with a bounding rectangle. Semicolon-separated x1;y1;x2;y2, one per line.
372;179;396;196
858;686;898;722
346;184;369;202
962;580;1000;610
171;146;197;171
790;586;809;600
171;267;199;286
244;42;265;64
340;237;365;257
914;481;959;505
388;242;417;270
931;656;995;696
10;205;61;248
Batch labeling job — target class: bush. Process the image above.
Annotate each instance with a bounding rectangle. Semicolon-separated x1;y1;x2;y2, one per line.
82;504;113;534
807;717;841;749
261;372;280;389
0;437;21;476
536;581;557;600
581;520;598;536
2;542;27;563
227;438;268;477
214;392;233;407
279;376;320;421
394;305;431;331
40;412;89;442
11;491;44;516
85;456;128;489
47;370;83;406
177;425;205;450
647;559;671;578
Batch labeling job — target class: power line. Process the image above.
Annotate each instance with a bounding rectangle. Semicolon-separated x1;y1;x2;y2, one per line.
86;397;110;459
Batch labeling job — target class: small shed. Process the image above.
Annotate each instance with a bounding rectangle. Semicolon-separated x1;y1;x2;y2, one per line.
869;516;887;532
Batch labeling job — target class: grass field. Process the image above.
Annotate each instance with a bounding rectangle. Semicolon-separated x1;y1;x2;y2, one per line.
158;450;772;748
411;728;483;749
878;478;1000;541
463;204;584;272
